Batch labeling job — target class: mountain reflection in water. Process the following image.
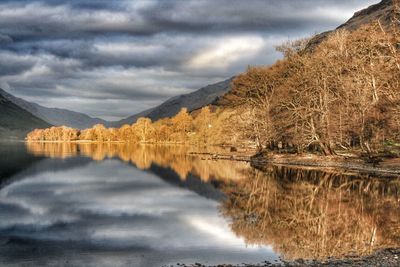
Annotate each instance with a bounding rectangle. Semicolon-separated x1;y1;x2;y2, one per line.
2;142;398;264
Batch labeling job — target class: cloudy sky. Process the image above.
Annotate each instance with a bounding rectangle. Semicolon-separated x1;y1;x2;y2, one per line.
0;0;378;120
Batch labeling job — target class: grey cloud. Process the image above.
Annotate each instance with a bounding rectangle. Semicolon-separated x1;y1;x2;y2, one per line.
0;0;378;39
0;33;12;44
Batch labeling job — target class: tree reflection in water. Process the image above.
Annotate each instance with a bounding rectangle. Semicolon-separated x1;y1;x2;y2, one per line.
221;166;400;260
25;142;250;182
25;142;400;261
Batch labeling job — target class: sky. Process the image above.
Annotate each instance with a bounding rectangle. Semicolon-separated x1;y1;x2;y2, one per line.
0;0;378;121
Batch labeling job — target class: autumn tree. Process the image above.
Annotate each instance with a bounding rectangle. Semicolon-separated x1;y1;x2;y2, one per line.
26;127;79;142
108;128;120;142
133;118;155;143
153;118;173;143
193;106;212;144
118;124;136;142
170;108;193;143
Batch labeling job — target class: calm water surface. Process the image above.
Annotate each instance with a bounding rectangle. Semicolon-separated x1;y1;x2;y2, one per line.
0;142;399;267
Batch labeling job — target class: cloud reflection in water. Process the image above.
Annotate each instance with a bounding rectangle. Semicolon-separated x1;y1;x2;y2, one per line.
0;152;278;266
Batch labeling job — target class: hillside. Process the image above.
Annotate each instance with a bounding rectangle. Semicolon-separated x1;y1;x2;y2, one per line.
217;0;400;154
112;78;233;127
0;88;107;129
0;94;51;140
307;0;395;50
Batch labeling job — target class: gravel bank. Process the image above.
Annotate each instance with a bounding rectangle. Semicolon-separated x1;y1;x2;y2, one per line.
172;248;400;267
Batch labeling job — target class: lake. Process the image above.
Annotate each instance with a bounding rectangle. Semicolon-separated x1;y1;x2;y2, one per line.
0;142;399;266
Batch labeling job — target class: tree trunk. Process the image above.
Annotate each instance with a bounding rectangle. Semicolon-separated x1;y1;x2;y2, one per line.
319;142;336;156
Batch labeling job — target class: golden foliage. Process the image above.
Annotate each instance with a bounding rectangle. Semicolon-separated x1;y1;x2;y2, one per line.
222;23;400;154
26;107;239;145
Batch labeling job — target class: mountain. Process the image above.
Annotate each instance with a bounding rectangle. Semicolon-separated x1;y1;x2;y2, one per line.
112;77;234;127
0;88;107;129
1;77;234;130
307;0;395;50
0;94;51;140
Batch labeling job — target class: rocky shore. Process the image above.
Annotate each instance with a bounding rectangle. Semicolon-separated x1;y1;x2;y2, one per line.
250;152;400;177
173;248;400;267
190;149;400;178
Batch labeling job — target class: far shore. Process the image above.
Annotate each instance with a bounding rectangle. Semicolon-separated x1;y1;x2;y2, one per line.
24;140;193;145
25;140;127;144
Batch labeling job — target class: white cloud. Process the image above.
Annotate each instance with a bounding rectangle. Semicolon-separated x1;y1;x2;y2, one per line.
188;36;265;70
94;42;163;56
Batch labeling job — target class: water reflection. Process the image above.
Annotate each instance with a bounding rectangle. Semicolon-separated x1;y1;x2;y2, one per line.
0;142;42;185
0;142;277;267
3;142;399;265
26;142;250;182
221;166;400;260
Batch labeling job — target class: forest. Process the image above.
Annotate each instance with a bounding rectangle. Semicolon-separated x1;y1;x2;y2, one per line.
27;9;400;156
220;20;400;155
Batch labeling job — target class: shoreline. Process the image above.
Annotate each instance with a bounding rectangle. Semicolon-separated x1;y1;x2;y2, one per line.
24;140;208;145
176;248;400;267
17;141;400;176
190;151;400;177
250;153;400;177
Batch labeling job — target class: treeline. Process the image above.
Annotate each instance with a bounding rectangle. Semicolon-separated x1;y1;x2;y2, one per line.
221;21;400;155
26;107;236;145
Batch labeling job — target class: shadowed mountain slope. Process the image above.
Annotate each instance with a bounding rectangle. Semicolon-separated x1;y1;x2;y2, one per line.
0;88;107;129
0;94;51;140
112;78;233;127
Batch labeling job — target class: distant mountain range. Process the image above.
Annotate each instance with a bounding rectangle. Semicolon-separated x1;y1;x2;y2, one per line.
0;77;233;134
0;94;51;139
0;88;107;129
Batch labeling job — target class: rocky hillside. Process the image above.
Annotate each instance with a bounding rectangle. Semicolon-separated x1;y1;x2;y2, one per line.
0;94;51;140
338;0;394;30
307;0;396;50
0;88;107;129
113;78;233;127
